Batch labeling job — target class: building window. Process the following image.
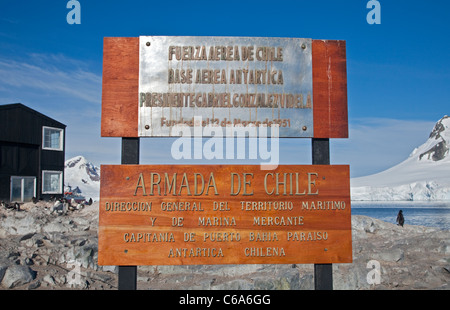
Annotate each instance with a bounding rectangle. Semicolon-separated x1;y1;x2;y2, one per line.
42;170;63;194
42;126;64;151
10;176;36;202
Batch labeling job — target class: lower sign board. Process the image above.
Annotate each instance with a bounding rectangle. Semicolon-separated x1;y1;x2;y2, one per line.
98;165;352;266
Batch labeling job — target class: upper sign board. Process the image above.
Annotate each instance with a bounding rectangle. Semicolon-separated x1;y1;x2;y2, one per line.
138;36;313;137
101;37;348;138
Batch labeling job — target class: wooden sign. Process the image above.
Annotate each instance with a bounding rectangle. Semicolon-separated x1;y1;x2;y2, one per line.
101;37;347;139
98;165;352;266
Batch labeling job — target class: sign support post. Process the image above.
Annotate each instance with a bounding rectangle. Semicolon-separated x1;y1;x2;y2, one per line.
312;138;332;290
118;137;139;290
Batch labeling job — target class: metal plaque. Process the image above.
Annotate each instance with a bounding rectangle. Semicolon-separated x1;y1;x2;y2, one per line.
138;36;313;137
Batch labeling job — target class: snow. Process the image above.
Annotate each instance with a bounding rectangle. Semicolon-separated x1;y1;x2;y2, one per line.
351;116;450;201
64;155;100;201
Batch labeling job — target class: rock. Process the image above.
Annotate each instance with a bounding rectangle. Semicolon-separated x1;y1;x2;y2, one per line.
352;216;377;235
28;280;41;290
1;202;448;290
56;275;67;285
24;258;34;266
23;239;35;248
0;265;7;283
38;254;50;266
253;272;298;290
298;274;314;290
373;248;404;262
438;241;450;254
35;239;44;247
7;251;20;261
212;279;254;290
64;245;96;269
102;265;118;273
333;264;370;290
73;217;91;231
19;233;35;242
1;265;36;288
43;274;56;286
0;212;40;236
255;266;300;290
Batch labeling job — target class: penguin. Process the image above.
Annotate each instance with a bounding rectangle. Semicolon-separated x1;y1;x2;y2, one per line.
396;210;405;227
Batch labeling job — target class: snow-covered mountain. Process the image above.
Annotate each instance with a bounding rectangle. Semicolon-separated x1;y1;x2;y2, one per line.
351;115;450;201
64;156;100;201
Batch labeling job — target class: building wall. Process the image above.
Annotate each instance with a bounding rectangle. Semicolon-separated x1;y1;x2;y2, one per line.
0;104;66;202
0;141;40;201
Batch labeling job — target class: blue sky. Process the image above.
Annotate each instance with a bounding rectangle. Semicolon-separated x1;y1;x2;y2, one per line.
0;0;449;177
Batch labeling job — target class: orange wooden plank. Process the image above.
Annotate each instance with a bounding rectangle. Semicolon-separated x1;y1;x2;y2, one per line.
312;40;348;138
101;37;139;137
101;37;348;138
98;164;352;266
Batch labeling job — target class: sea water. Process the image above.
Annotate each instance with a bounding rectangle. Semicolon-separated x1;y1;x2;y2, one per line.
351;201;450;230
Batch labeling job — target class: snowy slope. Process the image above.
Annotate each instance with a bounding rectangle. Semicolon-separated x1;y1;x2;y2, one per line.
64;156;100;201
351;116;450;201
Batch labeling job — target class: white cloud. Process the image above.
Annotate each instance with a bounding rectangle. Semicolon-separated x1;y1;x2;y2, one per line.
0;53;101;105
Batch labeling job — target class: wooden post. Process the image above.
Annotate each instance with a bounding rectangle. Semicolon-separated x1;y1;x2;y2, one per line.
118;137;139;290
312;138;333;290
118;265;137;290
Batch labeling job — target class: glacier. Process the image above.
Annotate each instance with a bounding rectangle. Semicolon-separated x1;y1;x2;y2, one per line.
351;115;450;201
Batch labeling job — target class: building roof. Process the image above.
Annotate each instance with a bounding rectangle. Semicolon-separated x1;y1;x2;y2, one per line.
0;103;66;128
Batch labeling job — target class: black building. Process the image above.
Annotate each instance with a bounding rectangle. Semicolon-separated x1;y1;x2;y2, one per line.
0;103;66;202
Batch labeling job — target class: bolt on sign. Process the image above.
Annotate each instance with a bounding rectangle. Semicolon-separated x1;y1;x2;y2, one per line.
101;36;348;139
98;165;352;266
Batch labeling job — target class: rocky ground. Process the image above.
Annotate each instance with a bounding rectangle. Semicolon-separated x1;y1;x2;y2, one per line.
0;201;448;290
